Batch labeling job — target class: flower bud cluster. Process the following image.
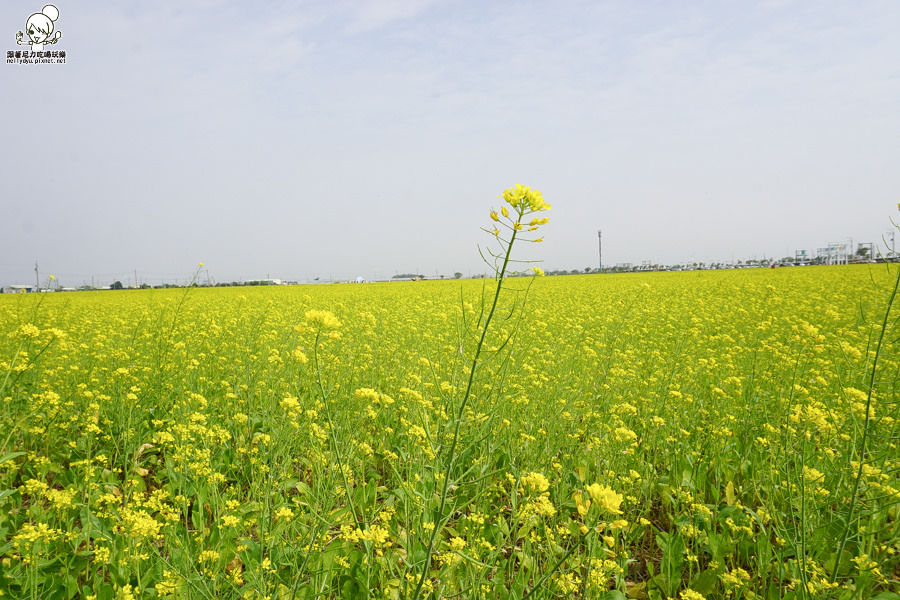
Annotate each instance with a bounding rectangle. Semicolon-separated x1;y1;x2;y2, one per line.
488;183;551;242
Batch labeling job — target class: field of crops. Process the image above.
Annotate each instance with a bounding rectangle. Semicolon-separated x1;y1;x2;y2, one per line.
2;259;900;599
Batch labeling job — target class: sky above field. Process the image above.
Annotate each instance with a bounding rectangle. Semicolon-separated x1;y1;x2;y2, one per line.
2;0;899;286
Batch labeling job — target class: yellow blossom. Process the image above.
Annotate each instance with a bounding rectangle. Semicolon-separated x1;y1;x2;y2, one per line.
305;309;341;329
521;471;550;493
586;484;623;515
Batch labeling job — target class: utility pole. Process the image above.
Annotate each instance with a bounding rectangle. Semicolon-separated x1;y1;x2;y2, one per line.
35;261;39;291
597;230;602;273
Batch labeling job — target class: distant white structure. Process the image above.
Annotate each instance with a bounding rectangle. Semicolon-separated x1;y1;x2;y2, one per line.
2;284;35;293
818;243;849;265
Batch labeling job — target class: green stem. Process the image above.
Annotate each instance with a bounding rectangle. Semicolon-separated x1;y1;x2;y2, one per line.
521;529;592;600
798;433;809;600
411;228;519;600
0;341;25;399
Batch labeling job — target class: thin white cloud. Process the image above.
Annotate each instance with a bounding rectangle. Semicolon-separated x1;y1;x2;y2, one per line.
342;0;443;33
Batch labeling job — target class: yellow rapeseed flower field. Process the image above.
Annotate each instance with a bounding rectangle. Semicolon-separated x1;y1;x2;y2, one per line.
1;263;899;599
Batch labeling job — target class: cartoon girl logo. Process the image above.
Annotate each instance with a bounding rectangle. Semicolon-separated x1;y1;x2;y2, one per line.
16;5;62;52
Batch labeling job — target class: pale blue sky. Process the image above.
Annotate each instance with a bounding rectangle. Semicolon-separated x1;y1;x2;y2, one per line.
2;1;899;286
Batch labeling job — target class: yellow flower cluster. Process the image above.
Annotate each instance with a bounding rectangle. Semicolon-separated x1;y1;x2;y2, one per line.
501;183;551;212
520;471;550;493
586;483;623;515
304;309;342;330
488;183;551;241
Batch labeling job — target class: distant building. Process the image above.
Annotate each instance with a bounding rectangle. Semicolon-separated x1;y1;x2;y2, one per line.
2;284;35;293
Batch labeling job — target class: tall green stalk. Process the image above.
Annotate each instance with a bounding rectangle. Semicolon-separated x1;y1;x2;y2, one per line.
411;231;516;600
411;184;550;600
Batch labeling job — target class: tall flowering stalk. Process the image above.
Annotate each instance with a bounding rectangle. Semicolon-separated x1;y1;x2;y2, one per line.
411;184;550;600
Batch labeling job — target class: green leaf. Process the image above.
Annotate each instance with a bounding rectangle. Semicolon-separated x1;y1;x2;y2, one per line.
690;569;719;595
497;515;510;536
626;581;647;599
279;478;299;491
0;452;26;465
44;580;67;600
98;583;115;600
514;551;533;572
